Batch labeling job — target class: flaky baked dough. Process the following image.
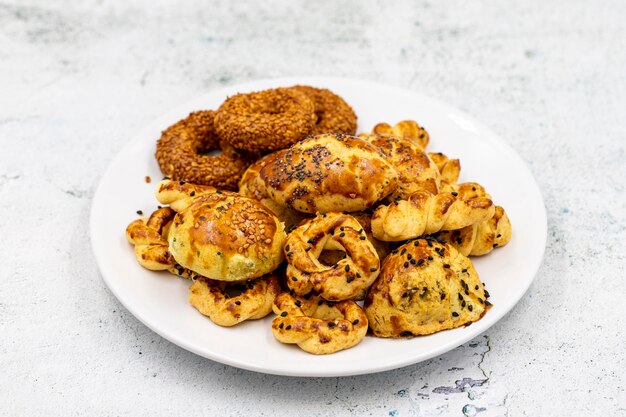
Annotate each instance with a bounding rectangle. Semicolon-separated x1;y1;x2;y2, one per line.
257;134;398;213
364;238;491;337
156;180;286;281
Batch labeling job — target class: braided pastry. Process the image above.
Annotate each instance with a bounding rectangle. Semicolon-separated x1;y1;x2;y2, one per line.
284;213;380;301
189;274;281;327
271;292;368;354
370;120;430;149
125;207;177;271
371;190;495;241
437;206;512;256
428;152;461;184
364;238;492;337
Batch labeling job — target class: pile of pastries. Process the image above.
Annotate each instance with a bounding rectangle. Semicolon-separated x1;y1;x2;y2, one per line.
126;86;512;355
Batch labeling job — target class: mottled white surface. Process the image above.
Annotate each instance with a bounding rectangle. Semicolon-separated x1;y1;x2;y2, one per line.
1;0;624;415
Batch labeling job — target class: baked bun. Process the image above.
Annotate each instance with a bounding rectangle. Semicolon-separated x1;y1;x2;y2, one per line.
258;134;398;213
167;192;286;281
360;133;441;198
364;238;491;337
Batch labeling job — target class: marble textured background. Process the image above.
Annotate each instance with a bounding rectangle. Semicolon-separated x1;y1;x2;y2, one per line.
1;0;625;415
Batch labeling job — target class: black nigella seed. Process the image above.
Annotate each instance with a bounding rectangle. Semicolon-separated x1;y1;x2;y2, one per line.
478;297;484;304
427;240;433;247
285;325;292;330
330;229;335;235
452;312;459;317
461;300;466;308
347;276;354;283
414;240;420;246
291;277;297;282
493;243;498;248
461;268;467;273
468;305;473;312
279;323;284;329
339;232;345;238
307;239;314;244
235;301;241;305
190;191;195;197
295;300;302;307
305;247;311;252
451;192;458;196
485;300;492;306
440;293;446;300
484;290;490;298
410;259;417;265
465;290;469;296
475;285;479;290
318;300;324;306
340;227;344;231
417;259;425;266
401;291;409;298
458;293;463;301
356;273;361;278
404;262;409;268
285;245;290;252
280;311;287;317
199;216;206;221
401;249;407;255
352;319;359;325
287;252;293;257
179;181;185;185
428;256;434;261
370;268;377;272
497;234;502;238
407;254;413;260
328;322;336;328
136;210;143;215
443;264;450;269
360;236;366;240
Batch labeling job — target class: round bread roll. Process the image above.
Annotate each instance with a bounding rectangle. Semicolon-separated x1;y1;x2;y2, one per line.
167;192;286;281
258;134;398;213
364;237;492;337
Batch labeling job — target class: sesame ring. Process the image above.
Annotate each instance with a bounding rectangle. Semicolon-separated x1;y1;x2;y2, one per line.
214;88;316;153
125;207;177;271
271;292;368;354
284;213;380;301
291;85;357;136
189;274;281;327
155;110;253;190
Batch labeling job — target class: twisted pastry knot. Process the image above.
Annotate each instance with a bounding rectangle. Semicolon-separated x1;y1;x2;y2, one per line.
371;190;495;242
371;120;430;149
284;213;380;301
125;207;177;271
437;206;512;256
189;274;281;327
271;292;368;354
428;152;461;184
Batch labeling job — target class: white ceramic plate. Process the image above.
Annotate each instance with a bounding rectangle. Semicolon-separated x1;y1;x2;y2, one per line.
91;77;547;377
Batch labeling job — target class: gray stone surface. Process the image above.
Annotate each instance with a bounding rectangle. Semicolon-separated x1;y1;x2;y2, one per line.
1;0;624;415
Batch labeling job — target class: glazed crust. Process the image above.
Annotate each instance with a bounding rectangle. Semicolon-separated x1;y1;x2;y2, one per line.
291;85;357;136
214;88;316;153
155;110;252;190
271;292;368;354
258;134;398;213
364;238;492;338
189;274;281;326
371;190;495;241
360;133;441;198
370;120;430;149
167;192;286;281
428;152;461;184
284;213;380;301
125;207;177;271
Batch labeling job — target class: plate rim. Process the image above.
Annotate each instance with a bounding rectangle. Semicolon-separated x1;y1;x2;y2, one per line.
90;76;547;377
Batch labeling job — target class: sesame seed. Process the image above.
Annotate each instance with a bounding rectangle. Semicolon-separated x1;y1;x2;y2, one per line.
440;293;446;300
475;285;479;290
428;256;433;261
478;298;484;304
461;300;466;308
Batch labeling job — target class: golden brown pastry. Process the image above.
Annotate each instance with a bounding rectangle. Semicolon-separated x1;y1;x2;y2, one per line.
284;213;380;301
364;238;492;337
371;190;495;241
271;292;368;354
437;206;512;256
160;184;286;281
257;134;398;213
359;133;441;197
189;274;281;326
370;120;430;149
428;152;461;184
238;153;310;229
126;207;177;271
